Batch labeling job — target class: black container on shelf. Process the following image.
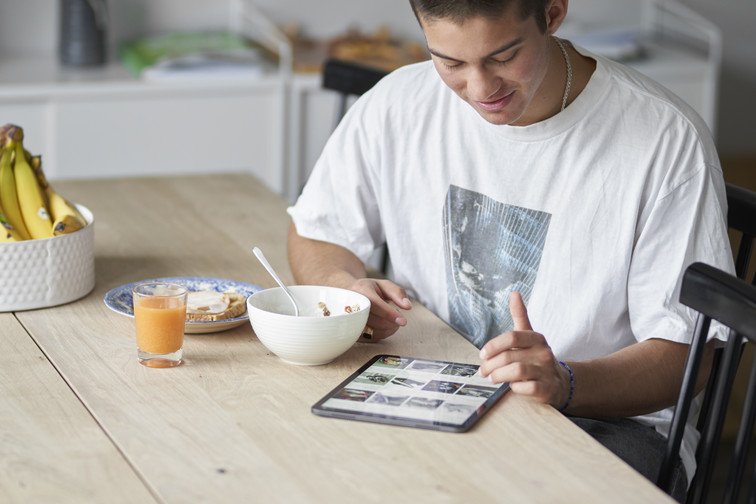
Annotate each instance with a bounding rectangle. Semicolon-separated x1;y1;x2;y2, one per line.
59;0;108;66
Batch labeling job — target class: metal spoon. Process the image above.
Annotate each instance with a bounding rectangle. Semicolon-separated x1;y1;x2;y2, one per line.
252;246;300;316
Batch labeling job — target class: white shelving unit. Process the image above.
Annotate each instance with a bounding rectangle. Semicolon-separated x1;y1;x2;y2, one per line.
0;0;294;196
637;0;722;133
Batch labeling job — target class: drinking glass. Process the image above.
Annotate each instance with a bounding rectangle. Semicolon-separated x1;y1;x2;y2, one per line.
132;282;188;367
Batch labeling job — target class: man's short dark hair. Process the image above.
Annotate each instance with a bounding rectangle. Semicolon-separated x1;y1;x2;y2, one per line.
409;0;550;33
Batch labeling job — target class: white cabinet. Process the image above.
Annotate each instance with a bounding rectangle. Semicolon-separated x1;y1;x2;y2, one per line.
0;58;288;193
284;74;341;202
0;0;293;194
635;0;721;132
628;41;716;132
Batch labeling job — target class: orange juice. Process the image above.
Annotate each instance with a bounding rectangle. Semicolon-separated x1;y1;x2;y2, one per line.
134;296;187;354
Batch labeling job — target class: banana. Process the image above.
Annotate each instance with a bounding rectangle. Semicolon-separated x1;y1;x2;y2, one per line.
0;202;24;242
29;156;50;209
0;124;85;240
30;155;87;236
10;136;54;239
0;144;31;240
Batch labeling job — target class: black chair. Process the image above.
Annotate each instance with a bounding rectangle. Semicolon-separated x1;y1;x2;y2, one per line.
657;263;756;503
694;183;756;453
658;182;756;503
321;58;391;274
322;58;389;128
725;182;756;282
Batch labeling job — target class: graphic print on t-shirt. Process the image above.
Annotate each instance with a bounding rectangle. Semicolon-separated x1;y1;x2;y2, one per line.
442;185;551;348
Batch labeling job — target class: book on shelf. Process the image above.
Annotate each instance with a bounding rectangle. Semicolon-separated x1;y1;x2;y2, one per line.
118;31;275;81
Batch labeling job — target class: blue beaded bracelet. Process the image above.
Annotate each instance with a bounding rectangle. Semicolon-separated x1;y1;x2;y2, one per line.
558;361;574;413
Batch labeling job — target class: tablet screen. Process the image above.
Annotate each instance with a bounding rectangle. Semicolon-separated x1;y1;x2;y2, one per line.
312;354;509;432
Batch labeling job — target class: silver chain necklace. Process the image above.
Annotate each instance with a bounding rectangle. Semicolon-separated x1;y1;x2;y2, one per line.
553;36;572;112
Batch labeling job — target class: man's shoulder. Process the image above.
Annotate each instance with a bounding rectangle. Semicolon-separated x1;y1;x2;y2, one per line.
593;51;706;127
352;60;447;121
386;59;435;79
370;60;438;96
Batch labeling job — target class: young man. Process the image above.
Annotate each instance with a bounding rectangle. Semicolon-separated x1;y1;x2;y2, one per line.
287;0;733;499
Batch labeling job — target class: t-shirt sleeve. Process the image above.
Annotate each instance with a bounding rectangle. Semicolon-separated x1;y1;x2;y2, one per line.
287;96;384;264
627;161;734;344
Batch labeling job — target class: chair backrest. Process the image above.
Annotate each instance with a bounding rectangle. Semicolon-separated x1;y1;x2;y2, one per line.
657;182;756;502
695;183;756;433
657;262;756;503
321;58;389;127
726;182;756;282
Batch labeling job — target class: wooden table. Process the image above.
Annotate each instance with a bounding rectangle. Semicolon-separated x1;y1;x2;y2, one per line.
1;174;674;503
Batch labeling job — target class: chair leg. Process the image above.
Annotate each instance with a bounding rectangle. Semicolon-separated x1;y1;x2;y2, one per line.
658;317;710;492
723;350;756;503
747;465;756;504
733;233;753;280
697;348;722;432
688;332;744;503
334;95;348;130
379;244;390;276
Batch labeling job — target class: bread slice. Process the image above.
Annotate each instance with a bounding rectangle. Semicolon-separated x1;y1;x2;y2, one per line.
186;291;247;322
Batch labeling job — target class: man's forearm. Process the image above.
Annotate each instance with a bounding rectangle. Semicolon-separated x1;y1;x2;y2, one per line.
287;221;367;288
565;338;715;418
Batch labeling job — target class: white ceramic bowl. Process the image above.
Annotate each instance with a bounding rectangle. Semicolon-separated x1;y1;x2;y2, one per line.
0;205;95;311
247;285;370;366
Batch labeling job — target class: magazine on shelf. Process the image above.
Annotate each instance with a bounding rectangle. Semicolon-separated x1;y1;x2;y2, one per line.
118;31;274;81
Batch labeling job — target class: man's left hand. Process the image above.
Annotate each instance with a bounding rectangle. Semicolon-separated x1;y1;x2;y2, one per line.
478;292;572;410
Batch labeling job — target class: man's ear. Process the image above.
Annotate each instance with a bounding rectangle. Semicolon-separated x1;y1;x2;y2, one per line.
545;0;569;35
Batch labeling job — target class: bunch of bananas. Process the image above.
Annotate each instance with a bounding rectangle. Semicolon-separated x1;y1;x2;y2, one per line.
0;124;87;243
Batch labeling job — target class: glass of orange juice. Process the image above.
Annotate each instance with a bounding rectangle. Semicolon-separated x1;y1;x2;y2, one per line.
132;282;188;368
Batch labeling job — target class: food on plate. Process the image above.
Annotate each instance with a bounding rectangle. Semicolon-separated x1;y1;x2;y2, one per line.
327;26;428;72
186;291;247;321
0;123;88;241
285;25;428;74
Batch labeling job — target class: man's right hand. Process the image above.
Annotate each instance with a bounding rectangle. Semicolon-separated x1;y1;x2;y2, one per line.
288;221;412;341
348;278;412;340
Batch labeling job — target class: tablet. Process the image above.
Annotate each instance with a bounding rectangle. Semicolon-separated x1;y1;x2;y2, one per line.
312;354;509;432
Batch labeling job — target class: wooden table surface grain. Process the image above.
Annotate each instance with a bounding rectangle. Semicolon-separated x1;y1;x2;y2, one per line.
2;174;675;503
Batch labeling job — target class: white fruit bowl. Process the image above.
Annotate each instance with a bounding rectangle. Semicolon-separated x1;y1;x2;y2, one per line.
0;205;95;311
247;285;370;366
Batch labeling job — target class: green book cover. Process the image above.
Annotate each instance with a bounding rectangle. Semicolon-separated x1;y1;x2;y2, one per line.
118;31;257;77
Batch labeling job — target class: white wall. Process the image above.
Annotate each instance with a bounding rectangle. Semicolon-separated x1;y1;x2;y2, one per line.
676;0;756;156
0;0;57;56
2;0;754;157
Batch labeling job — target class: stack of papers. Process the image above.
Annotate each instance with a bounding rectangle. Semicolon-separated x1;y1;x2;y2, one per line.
569;29;646;62
119;31;274;81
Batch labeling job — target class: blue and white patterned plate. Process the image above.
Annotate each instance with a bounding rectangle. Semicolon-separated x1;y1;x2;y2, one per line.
104;277;262;334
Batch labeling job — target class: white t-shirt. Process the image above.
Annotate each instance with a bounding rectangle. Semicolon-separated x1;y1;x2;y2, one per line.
289;49;734;481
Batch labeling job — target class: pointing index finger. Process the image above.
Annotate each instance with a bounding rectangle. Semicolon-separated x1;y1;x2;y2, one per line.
510;291;533;331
